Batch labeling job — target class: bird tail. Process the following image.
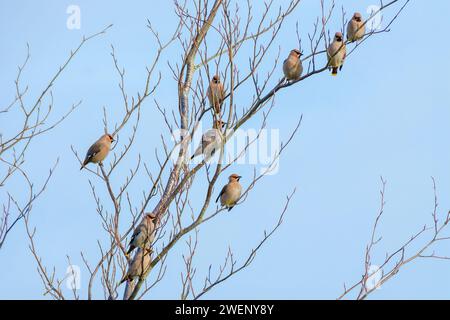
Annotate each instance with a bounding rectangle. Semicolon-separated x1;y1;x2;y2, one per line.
331;67;338;76
119;274;130;284
80;158;89;170
191;147;201;160
215;194;220;203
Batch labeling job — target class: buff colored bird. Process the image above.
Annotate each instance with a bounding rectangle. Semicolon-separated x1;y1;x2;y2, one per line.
327;32;347;76
207;75;225;116
191;120;225;161
80;133;114;170
120;248;152;284
347;12;365;42
283;49;303;81
216;174;242;211
126;213;157;255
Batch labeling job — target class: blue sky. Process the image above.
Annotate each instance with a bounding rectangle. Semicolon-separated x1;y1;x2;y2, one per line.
1;0;450;299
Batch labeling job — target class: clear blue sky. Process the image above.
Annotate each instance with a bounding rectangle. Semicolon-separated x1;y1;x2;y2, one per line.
1;0;450;299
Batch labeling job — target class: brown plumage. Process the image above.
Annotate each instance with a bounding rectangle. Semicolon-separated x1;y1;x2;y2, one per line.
120;248;152;284
327;32;347;76
283;49;303;81
347;12;365;42
191;120;225;160
126;213;157;255
216;173;242;211
207;75;225;116
80;133;114;170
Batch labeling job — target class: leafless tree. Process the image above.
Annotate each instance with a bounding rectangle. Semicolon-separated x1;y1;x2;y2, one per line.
0;26;111;250
19;0;439;301
338;177;450;300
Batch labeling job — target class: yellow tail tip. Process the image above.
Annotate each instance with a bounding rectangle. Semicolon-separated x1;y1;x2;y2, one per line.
331;73;337;76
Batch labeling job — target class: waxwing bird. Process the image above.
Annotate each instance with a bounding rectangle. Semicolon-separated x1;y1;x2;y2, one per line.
347;12;365;42
191;120;225;161
127;213;157;255
327;32;347;76
207;75;225;116
283;49;303;81
216;174;242;211
120;247;152;284
80;133;114;170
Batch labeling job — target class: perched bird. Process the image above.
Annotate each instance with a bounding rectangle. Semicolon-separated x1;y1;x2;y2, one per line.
327;32;347;76
216;174;242;211
120;247;152;284
80;133;114;170
283;49;303;81
127;213;157;255
207;75;225;116
347;12;365;42
191;120;225;161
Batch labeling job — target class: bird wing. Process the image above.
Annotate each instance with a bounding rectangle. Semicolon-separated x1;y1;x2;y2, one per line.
218;83;225;102
129;228;138;244
192;130;214;158
202;130;217;148
203;130;222;157
346;21;352;39
216;184;227;203
129;222;145;246
84;143;101;163
206;86;213;105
